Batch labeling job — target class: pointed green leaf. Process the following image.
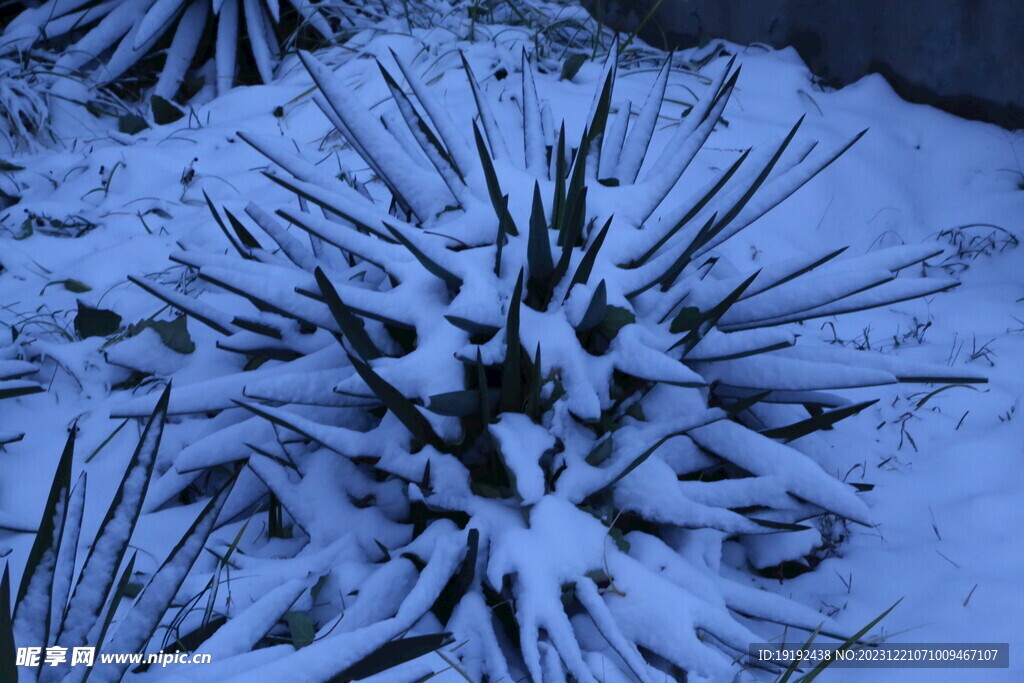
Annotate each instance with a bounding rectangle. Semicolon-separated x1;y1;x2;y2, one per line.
669;306;701;334
761;400;879;442
568;215;613;293
699;116;806;253
633;149;750;267
383;223;462;293
90;552;136;658
560;53;587;81
552;123;567;227
576;280;608;332
588;57;617;145
314;267;382;361
461;52;506;160
444;316;500;337
748;518;812;531
526;183;554;302
223;208;263;250
671;270;760;354
348;356;440;447
779;624;824;683
472;123;518;236
377;61;465;187
203;190;249;258
328;633;453;682
633;212;717;296
495;194;511;276
554;189;589;286
476;349;492;425
521;50;547;176
558;127;591;246
426;389;501;417
500;271;525;413
526;344;543;420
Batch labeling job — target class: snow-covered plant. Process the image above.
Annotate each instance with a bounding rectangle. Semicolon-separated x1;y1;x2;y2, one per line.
0;1;624;104
124;47;984;680
1;387;236;682
0;57;54;154
0;0;335;100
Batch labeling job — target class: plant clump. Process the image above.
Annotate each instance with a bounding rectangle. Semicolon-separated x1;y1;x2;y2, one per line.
118;41;985;680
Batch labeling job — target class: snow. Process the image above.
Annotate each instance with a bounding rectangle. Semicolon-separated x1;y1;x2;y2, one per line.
0;5;1021;682
489;413;554;504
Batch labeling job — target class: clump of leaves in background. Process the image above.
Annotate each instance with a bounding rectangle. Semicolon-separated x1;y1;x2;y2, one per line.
0;0;335;100
1;387;236;681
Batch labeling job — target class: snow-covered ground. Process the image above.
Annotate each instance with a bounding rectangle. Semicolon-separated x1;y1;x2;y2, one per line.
1;23;1022;682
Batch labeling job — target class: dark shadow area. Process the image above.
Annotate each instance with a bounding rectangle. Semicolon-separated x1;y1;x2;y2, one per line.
588;0;1024;131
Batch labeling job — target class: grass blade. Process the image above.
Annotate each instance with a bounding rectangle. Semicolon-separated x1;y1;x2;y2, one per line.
328;632;453;682
799;600;902;681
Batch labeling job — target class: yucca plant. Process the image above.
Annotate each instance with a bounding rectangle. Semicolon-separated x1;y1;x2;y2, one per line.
1;386;239;683
121;45;984;680
0;0;336;100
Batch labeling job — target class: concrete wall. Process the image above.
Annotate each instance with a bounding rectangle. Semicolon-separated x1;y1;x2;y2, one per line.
589;0;1024;129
